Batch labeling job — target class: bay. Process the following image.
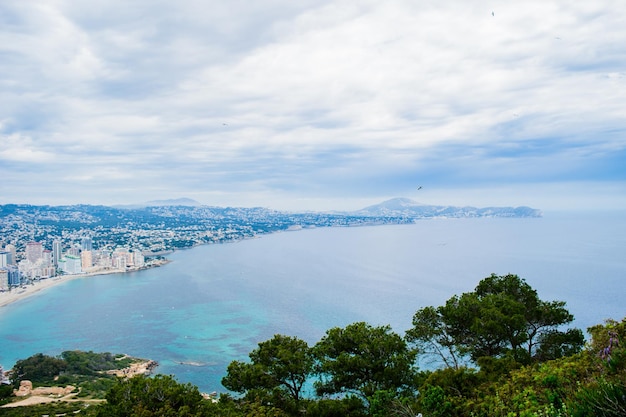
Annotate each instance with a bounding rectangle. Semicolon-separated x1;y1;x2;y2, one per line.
0;211;625;394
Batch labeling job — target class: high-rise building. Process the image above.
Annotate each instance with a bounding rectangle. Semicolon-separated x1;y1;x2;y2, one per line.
61;255;82;274
0;252;8;268
42;250;53;267
0;266;18;290
52;240;62;267
0;268;8;291
81;237;93;252
81;250;93;270
25;242;43;264
133;250;145;268
4;244;16;265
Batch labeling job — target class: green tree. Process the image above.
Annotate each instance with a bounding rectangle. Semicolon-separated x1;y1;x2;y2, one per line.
11;353;67;388
420;384;453;417
406;305;465;369
407;274;583;367
474;274;583;362
313;322;417;403
95;374;206;417
222;334;314;405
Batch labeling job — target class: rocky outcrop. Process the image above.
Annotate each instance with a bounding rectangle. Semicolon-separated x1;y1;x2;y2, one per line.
13;380;75;397
105;359;158;378
14;380;32;397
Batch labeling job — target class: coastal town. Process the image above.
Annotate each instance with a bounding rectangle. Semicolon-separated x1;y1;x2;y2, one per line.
0;200;541;302
0;202;406;299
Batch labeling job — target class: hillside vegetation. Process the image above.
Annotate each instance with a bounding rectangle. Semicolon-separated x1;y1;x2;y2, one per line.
1;274;624;417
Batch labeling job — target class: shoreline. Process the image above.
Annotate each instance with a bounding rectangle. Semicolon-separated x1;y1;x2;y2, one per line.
0;259;171;309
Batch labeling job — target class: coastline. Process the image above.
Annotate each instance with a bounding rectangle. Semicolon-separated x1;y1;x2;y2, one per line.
0;259;171;309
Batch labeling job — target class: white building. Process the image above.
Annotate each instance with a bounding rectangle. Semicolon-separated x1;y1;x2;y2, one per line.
133;250;145;268
25;242;43;264
0;251;9;268
52;240;62;267
4;244;16;265
0;269;8;291
59;255;82;274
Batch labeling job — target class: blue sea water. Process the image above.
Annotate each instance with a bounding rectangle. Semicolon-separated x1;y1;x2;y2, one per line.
0;211;625;393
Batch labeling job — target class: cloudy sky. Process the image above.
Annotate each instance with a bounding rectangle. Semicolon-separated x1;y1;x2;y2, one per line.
1;1;625;211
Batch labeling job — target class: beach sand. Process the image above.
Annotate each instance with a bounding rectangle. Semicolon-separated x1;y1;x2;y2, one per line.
0;260;170;309
0;270;123;308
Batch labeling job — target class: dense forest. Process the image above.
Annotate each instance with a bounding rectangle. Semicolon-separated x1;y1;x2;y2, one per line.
1;274;624;416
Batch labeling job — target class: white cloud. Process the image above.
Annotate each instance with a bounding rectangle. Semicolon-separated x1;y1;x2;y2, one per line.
0;133;54;163
0;0;625;209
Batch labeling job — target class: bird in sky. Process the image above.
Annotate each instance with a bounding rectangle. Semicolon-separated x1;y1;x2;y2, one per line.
417;186;423;190
492;11;495;16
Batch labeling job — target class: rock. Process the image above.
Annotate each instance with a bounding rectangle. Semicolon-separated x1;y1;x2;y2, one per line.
106;359;158;378
14;380;32;397
13;381;77;398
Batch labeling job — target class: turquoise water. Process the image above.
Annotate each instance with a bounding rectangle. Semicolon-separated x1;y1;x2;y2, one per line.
1;211;625;393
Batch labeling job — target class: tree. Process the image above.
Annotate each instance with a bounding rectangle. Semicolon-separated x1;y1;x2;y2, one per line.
10;353;67;388
222;334;314;404
407;274;583;368
313;322;417;402
474;274;582;362
95;374;206;417
405;305;465;369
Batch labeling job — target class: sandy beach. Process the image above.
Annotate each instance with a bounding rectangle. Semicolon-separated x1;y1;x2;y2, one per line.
0;260;170;309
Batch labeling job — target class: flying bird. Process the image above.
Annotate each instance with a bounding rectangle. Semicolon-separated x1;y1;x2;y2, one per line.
492;11;494;16
417;186;423;190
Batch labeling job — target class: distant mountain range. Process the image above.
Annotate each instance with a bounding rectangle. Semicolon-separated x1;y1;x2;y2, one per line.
109;196;541;218
352;198;542;218
113;198;202;209
1;198;542;254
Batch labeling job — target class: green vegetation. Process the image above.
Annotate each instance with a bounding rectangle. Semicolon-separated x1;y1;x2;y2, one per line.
3;274;625;417
10;353;67;389
95;374;207;417
222;334;315;406
406;274;585;369
4;350;149;403
314;322;416;402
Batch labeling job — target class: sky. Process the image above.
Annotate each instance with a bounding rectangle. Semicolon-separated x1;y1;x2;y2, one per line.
1;1;625;211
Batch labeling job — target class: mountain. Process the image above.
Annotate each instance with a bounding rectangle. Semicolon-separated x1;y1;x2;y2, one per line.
143;198;202;207
354;197;542;218
113;198;202;209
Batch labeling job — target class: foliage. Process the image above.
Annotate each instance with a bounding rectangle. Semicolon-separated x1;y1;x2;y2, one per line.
304;395;367;417
201;393;293;417
314;322;417;403
368;389;419;417
95;374;206;417
406;305;465;369
0;401;99;416
61;350;134;375
4;279;625;417
420;384;453;417
569;378;626;417
407;274;583;369
10;353;67;388
7;351;150;402
587;318;626;374
222;334;314;406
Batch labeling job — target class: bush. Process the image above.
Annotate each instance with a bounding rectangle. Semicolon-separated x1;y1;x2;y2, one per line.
11;353;67;388
569;379;626;417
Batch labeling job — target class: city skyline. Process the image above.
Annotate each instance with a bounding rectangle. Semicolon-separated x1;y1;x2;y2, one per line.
1;1;625;212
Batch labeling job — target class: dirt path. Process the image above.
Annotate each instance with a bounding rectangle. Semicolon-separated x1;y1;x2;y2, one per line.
1;391;105;408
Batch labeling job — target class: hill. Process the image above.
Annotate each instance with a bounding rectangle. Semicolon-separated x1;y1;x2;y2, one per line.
354;197;542;218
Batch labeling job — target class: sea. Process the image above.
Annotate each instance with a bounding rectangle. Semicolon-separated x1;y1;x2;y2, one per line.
0;210;625;394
